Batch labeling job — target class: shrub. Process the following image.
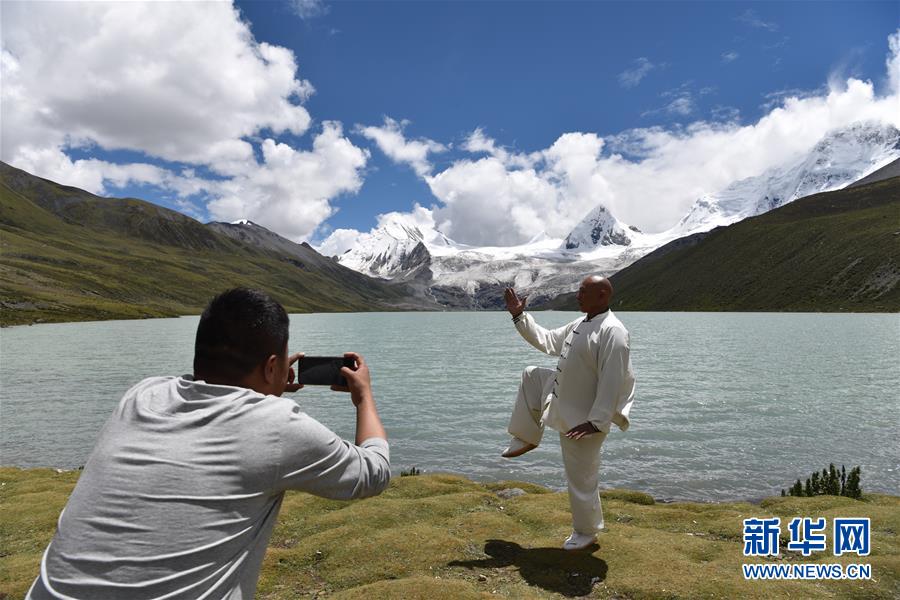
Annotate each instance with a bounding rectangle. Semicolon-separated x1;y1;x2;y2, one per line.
785;464;862;499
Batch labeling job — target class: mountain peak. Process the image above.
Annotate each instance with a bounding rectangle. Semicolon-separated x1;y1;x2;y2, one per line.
380;216;424;242
564;204;632;250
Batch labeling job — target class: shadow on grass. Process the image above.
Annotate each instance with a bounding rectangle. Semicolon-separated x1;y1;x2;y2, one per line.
448;538;608;597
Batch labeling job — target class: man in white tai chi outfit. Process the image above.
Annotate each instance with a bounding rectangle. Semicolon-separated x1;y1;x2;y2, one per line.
502;275;635;551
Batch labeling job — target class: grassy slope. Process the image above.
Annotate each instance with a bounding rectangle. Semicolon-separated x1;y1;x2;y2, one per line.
2;469;898;599
544;178;900;312
0;168;416;327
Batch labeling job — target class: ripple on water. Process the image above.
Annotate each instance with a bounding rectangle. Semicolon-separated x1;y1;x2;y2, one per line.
1;311;898;500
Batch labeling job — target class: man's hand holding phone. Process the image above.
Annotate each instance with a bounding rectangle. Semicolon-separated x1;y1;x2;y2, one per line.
285;352;305;394
291;351;374;406
289;351;383;443
333;352;385;443
330;352;373;407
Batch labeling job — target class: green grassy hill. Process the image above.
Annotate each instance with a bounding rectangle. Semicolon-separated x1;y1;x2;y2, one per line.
2;468;897;599
0;162;430;326
543;177;900;312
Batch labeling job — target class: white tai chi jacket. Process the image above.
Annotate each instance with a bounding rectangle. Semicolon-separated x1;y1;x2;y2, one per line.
513;310;635;434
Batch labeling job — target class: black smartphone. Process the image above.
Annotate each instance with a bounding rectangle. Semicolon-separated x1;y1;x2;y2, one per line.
296;356;355;386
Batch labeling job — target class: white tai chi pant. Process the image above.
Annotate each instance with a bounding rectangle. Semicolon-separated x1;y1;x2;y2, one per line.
507;366;607;535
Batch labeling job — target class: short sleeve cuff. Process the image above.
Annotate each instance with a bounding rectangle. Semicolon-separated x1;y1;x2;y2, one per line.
359;437;390;452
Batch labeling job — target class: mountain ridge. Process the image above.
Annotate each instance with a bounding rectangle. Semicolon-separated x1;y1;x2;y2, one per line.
848;157;900;188
3;119;898;323
540;176;900;312
0;162;433;326
329;121;900;307
671;120;900;236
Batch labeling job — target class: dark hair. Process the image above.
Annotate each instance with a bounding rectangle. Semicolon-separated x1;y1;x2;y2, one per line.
193;288;289;380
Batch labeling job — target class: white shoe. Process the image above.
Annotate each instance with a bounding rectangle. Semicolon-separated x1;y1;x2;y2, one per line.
501;437;537;458
563;531;597;551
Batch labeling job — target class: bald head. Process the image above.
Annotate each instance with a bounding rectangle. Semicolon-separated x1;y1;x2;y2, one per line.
583;275;612;296
576;275;613;317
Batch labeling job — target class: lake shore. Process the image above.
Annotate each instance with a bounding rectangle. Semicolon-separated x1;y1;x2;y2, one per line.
4;306;897;328
3;467;897;599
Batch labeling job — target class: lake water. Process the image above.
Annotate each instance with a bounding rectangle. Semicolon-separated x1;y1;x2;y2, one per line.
1;312;898;501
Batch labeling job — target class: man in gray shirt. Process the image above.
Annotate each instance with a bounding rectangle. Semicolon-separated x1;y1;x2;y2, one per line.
27;288;390;599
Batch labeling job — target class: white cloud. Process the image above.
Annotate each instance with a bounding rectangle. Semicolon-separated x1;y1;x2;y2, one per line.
1;2;313;171
4;3;897;254
356;117;446;177
664;94;694;116
462;128;540;169
462;128;499;155
317;228;364;257
383;31;900;245
8;145;202;198
207;122;368;241
618;57;655;88
736;9;778;32
0;1;364;241
888;31;900;94
289;0;329;20
376;204;443;240
760;86;827;111
417;132;616;245
711;105;741;122
586;76;897;230
426;157;559;245
721;51;739;64
642;85;699;118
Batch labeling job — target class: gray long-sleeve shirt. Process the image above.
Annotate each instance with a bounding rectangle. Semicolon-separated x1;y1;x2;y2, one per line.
27;376;390;600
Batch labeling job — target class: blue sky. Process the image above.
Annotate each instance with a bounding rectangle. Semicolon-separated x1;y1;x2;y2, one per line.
259;0;895;235
2;1;898;248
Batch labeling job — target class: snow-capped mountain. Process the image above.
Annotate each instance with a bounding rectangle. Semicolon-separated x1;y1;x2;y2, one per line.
564;204;635;250
330;208;659;308
327;120;899;308
331;210;628;306
338;214;453;280
673;121;900;235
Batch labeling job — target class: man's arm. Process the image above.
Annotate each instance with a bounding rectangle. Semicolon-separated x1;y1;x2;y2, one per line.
505;287;573;356
276;352;389;499
275;416;390;500
586;327;635;433
333;352;387;445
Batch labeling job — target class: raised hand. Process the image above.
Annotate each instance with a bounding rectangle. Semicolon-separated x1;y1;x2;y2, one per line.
504;287;528;317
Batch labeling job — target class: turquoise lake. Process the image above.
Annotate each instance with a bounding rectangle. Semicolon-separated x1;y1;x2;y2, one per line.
1;311;897;500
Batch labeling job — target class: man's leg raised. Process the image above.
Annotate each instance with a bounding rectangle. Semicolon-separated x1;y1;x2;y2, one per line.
503;366;553;457
559;431;607;547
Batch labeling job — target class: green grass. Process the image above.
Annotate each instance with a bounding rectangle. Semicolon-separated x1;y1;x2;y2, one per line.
2;468;897;599
544;177;900;313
